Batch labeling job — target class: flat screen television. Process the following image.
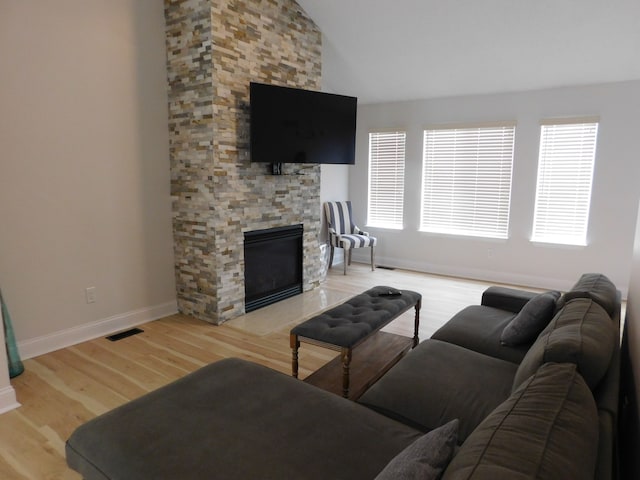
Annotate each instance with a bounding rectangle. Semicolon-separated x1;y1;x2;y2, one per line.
249;82;357;167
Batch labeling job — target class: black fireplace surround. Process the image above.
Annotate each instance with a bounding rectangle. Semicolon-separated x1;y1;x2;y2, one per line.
244;224;303;312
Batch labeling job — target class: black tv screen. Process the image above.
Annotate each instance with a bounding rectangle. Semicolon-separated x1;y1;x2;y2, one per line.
249;82;357;165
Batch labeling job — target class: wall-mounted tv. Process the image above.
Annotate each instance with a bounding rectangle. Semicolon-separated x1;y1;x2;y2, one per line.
249;82;357;167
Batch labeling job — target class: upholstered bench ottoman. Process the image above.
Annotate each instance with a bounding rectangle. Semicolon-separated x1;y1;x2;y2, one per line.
66;358;423;480
290;286;421;398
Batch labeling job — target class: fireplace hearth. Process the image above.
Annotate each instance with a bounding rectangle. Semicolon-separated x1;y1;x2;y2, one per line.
244;224;303;312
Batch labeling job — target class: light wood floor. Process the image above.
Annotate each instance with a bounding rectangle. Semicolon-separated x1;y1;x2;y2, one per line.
0;264;522;479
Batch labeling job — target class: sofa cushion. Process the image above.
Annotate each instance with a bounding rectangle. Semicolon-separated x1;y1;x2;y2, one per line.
375;419;459;480
431;305;528;364
512;297;615;391
359;339;517;441
66;358;423;480
558;272;618;317
500;290;560;346
442;362;599;480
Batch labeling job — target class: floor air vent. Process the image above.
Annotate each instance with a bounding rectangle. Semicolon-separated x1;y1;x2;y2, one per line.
106;328;144;342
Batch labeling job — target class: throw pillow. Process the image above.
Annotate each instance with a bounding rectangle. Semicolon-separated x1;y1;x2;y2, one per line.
500;291;560;346
375;419;459;480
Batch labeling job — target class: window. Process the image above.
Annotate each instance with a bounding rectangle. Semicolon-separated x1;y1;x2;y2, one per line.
420;123;515;239
367;131;406;229
531;118;598;246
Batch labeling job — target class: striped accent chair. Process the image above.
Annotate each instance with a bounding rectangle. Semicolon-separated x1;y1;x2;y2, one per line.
324;201;377;275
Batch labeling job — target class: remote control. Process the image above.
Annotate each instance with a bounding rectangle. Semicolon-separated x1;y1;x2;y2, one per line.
380;288;402;297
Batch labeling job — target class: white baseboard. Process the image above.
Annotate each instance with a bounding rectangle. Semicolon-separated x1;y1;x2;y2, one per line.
0;385;20;414
18;301;178;360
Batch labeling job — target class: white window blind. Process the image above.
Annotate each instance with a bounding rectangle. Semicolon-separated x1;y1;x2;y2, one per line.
367;131;406;229
420;123;515;239
531;119;598;246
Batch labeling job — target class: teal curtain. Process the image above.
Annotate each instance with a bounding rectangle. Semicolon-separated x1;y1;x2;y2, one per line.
0;288;24;378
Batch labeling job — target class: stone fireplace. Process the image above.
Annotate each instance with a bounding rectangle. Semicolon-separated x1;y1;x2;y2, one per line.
164;0;323;324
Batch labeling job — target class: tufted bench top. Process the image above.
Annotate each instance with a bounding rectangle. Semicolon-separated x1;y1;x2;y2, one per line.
291;286;422;348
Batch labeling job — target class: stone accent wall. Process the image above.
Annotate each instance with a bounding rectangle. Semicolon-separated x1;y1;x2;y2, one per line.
165;0;323;324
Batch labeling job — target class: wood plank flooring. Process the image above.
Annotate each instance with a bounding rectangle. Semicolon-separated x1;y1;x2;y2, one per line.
0;264;520;479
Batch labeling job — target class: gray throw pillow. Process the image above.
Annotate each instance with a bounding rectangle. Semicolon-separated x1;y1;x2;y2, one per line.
500;291;560;346
375;419;459;480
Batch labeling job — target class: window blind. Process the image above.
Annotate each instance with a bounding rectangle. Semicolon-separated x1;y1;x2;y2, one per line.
420;124;515;239
367;131;406;229
531;120;598;246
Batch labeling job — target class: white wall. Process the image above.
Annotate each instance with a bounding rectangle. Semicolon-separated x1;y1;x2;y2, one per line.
0;1;176;357
350;81;640;294
621;199;640;476
320;164;350;265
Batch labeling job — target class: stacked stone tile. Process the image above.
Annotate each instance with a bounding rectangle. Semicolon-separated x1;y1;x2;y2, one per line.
165;0;323;324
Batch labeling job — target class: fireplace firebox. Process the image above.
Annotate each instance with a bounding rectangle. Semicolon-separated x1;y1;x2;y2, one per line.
244;224;303;312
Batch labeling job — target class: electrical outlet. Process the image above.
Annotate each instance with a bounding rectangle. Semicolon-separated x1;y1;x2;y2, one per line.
85;287;97;304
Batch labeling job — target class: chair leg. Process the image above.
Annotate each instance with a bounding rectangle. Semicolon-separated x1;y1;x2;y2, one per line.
348;250;352;266
328;246;335;269
344;249;348;275
371;246;375;271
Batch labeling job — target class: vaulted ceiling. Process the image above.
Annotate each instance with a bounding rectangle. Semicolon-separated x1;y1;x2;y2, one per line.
297;0;640;104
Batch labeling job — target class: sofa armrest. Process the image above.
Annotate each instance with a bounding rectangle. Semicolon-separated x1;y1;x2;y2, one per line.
481;286;538;313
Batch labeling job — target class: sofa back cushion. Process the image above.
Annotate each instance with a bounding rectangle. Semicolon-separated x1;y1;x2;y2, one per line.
442;363;599;480
512;297;615;391
557;272;618;317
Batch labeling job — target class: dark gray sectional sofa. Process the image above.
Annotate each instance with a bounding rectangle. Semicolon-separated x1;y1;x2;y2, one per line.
66;273;621;480
360;273;620;479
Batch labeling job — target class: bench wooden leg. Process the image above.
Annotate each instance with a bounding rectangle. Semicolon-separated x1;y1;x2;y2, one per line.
290;333;300;378
341;348;352;398
413;299;421;347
